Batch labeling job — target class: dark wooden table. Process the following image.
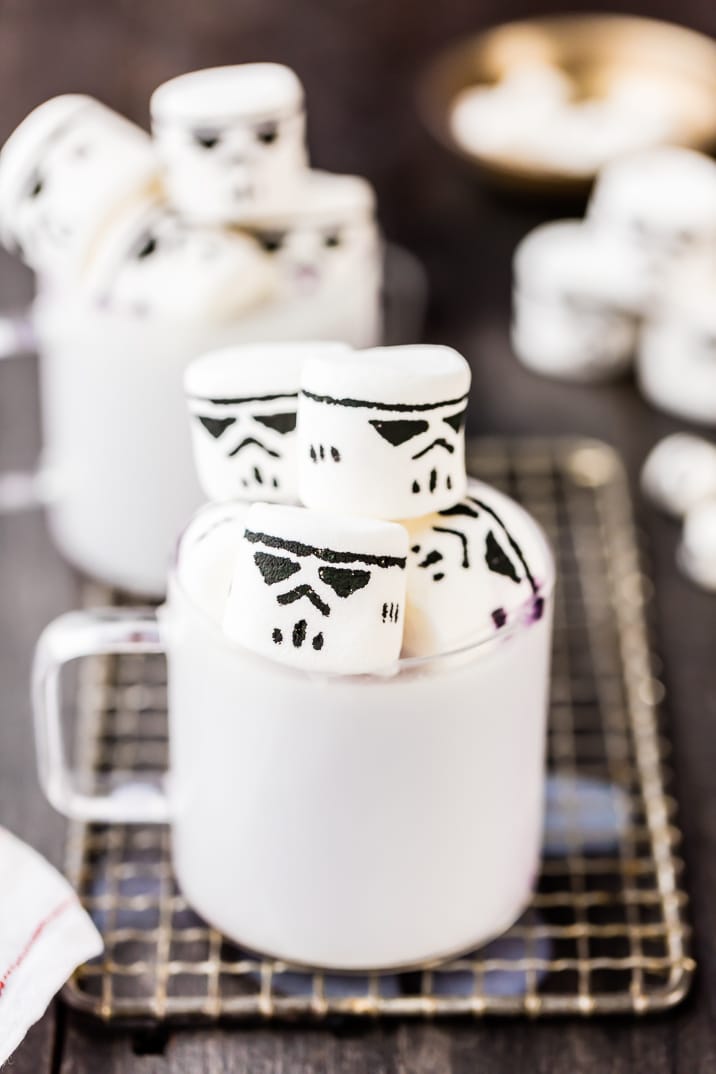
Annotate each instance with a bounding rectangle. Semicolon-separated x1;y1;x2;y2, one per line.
1;0;715;1070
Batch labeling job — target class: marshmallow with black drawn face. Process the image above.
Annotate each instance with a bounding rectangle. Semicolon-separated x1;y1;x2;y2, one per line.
81;195;274;321
224;502;408;673
177;499;249;624
150;64;307;224
512;220;646;382
637;255;716;425
641;434;716;517
184;341;351;503
0;94;159;279
402;479;553;658
588;147;716;303
298;345;471;519
678;499;716;592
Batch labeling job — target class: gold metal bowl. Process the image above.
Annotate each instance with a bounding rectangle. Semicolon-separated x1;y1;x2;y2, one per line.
419;14;716;196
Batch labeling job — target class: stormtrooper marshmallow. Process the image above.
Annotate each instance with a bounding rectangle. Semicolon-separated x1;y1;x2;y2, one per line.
177;500;249;624
81;195;275;321
588;147;716;304
678;499;716;592
184;341;351;503
637;256;716;425
0;94;159;279
641;434;716;517
402;480;551;658
150;64;307;224
298;345;470;519
224;502;408;673
512;220;646;381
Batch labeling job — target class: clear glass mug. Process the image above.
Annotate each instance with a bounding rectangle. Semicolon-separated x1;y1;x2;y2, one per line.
33;538;555;972
0;246;424;595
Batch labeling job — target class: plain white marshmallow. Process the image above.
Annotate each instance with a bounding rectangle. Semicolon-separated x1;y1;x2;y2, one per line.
512;219;646;381
678;499;716;592
641;434;716;517
150;64;307;225
298;344;471;519
401;479;554;658
587;147;716;303
176;500;249;624
637;255;716;425
184;341;351;503
223;502;408;673
0;94;159;279
81;195;275;322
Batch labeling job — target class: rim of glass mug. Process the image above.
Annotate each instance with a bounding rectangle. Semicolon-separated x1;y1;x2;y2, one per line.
168;507;557;678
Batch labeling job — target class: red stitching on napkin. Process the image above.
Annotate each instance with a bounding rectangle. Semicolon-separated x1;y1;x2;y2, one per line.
0;895;75;997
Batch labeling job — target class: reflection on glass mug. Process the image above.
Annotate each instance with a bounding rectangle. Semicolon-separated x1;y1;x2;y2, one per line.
32;534;555;971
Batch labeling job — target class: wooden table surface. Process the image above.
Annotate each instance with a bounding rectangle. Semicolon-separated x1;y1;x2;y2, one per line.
1;0;716;1070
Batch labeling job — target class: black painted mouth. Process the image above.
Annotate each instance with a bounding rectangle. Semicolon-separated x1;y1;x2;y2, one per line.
276;584;331;617
411;438;455;460
228;437;281;459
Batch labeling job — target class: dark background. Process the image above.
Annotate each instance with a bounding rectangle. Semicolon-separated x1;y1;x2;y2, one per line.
1;1;716;1071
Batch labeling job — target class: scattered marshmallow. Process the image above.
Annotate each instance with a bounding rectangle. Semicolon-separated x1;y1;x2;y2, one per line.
678;499;716;591
401;479;552;658
298;345;470;520
0;94;159;279
184;341;351;503
151;64;307;224
176;499;249;623
512;220;644;381
641;434;716;517
224;502;408;673
636;253;716;425
81;196;274;321
588;147;716;299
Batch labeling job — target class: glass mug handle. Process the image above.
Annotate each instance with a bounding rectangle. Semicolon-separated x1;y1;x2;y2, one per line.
0;306;60;512
32;608;171;824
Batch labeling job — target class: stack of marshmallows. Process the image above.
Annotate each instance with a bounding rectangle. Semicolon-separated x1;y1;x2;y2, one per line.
0;65;382;346
177;341;551;673
512;146;716;426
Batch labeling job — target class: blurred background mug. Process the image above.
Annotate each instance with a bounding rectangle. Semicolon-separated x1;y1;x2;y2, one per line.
32;539;555;970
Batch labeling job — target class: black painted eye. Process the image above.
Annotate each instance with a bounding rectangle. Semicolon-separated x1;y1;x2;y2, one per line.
484;530;520;584
323;231;341;248
369;418;429;446
256;231;286;254
197;415;236;439
27;171;43;198
318;566;371;598
443;408;466;434
194;129;220;149
135;233;158;260
254;551;301;585
255;122;279;145
253;411;297;434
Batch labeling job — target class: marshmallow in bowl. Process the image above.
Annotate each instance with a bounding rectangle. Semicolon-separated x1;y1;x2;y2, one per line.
0;94;159;279
298;345;471;520
81;195;275;321
151;63;307;224
224;502;408;673
401;479;552;658
176;500;249;624
678;499;716;592
641;434;716;517
588;147;716;297
512;219;646;381
184;341;351;503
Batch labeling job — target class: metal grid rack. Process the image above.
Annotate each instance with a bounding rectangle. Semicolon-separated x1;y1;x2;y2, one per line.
62;438;694;1022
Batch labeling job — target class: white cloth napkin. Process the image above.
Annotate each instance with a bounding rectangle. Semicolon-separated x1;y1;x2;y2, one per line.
0;826;103;1064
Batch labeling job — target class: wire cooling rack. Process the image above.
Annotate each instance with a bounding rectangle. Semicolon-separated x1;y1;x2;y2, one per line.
62;438;693;1022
